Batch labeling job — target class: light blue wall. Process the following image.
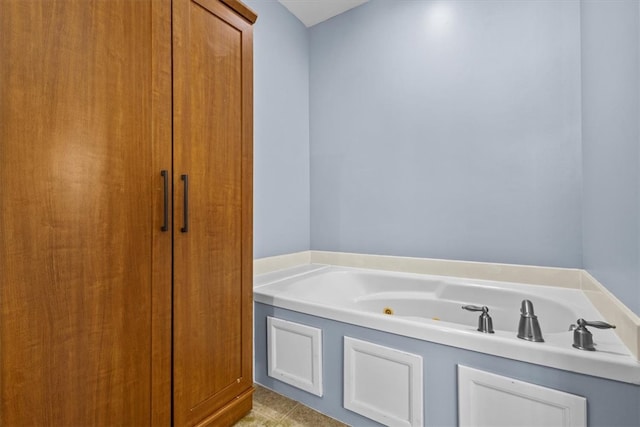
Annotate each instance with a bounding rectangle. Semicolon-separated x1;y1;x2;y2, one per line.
309;0;583;268
246;0;310;258
250;0;640;314
581;0;640;315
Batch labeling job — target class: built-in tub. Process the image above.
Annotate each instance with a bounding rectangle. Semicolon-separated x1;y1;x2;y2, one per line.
254;264;640;384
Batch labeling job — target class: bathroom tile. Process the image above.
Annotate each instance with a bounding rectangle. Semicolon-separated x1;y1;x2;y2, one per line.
251;385;298;421
278;404;347;427
234;409;278;427
235;385;349;427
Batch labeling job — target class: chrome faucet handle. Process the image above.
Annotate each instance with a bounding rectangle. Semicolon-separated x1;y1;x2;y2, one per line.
571;318;616;351
462;305;494;334
462;304;487;312
579;319;616;329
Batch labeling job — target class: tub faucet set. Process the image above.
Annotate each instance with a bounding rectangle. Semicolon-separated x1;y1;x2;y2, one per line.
462;299;616;351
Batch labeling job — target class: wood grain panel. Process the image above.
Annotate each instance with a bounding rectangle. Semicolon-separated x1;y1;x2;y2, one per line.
172;0;254;425
219;0;257;24
0;0;156;424
151;0;174;425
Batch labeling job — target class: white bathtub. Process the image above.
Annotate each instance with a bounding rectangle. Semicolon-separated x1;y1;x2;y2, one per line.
254;264;640;384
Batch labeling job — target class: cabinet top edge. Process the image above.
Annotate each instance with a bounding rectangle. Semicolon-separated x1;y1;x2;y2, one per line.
220;0;257;24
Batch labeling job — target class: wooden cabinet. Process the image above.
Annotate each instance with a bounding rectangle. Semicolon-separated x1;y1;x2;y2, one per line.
172;0;255;425
0;0;256;425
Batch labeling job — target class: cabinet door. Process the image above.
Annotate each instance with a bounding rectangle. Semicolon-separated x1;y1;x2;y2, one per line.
172;0;255;425
0;0;167;425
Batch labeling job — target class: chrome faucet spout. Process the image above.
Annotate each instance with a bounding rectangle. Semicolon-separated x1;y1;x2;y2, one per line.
517;299;544;342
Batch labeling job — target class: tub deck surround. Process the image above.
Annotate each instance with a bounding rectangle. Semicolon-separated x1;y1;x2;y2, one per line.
254;251;640;361
254;260;640;385
581;270;640;360
254;251;583;288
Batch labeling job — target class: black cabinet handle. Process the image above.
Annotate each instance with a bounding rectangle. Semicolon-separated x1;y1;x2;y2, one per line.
161;170;169;232
181;174;188;233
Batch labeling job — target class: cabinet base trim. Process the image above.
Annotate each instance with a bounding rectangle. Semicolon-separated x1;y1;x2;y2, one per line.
194;387;254;427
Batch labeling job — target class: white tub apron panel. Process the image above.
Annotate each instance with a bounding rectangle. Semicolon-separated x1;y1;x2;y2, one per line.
344;337;423;427
458;365;587;427
267;317;323;396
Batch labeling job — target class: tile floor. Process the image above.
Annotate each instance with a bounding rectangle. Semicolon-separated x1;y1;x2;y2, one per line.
234;384;349;427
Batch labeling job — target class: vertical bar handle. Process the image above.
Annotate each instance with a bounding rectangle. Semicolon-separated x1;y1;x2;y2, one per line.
161;170;169;232
181;174;189;233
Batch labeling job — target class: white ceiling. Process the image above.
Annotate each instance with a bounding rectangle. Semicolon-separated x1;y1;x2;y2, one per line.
278;0;370;27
